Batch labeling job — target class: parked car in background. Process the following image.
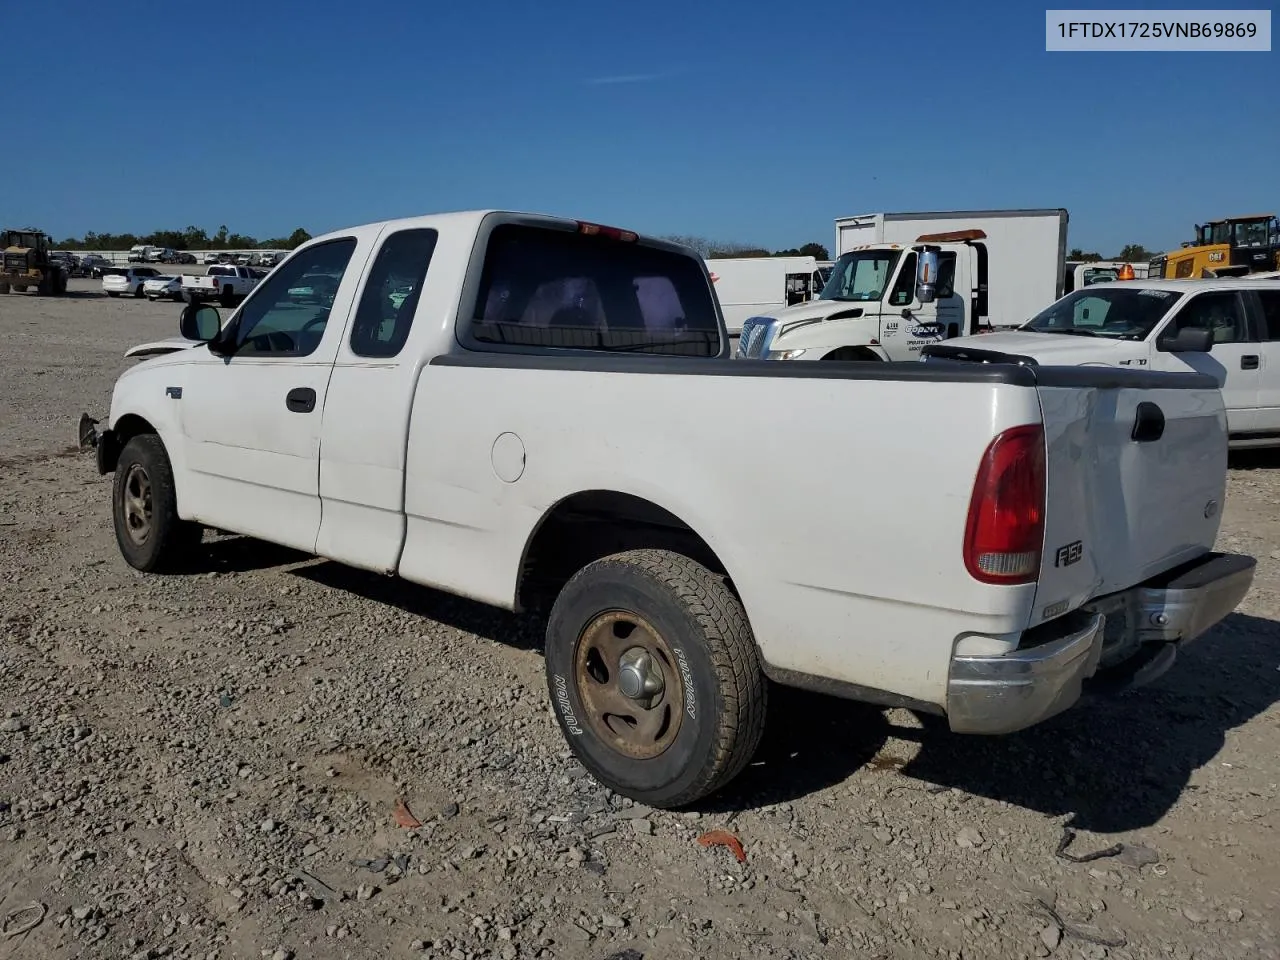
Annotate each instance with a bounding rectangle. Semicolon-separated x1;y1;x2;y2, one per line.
127;245;149;263
143;275;185;301
203;252;222;265
88;258;116;279
286;272;339;305
102;266;160;298
180;264;259;306
924;278;1280;449
173;252;198;265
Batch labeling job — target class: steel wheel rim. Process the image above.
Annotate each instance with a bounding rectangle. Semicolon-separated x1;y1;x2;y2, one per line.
573;610;684;760
121;463;153;546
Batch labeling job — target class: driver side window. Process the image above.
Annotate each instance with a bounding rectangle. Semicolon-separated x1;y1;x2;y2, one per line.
888;253;917;307
232;238;359;357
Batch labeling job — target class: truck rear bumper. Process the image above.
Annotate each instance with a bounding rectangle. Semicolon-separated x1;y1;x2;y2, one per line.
946;551;1255;735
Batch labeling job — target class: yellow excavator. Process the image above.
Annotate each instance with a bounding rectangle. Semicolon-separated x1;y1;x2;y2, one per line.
1149;214;1280;279
0;228;69;295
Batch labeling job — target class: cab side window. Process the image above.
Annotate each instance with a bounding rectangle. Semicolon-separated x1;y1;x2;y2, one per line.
232;238;358;357
888;253;918;307
349;229;438;358
1169;291;1250;344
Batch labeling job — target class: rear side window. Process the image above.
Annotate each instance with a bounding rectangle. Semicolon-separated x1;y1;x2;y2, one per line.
349;228;438;358
469;225;720;356
1169;291;1251;344
1255;289;1280;341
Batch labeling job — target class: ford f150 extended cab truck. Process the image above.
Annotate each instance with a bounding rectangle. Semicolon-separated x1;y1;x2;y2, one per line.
924;278;1280;449
79;210;1255;808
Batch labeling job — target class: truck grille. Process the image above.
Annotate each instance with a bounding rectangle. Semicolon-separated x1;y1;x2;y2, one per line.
738;317;773;359
3;254;27;273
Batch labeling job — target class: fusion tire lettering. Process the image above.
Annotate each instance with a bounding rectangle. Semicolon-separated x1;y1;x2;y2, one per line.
553;674;583;735
673;648;697;720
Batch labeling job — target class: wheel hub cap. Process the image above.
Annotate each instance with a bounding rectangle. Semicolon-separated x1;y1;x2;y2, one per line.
573;611;684;760
617;647;665;704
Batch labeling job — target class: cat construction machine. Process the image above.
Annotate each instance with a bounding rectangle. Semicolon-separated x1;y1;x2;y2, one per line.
0;228;69;295
1149;213;1280;279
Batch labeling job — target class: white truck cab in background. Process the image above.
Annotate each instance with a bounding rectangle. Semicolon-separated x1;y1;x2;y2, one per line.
738;208;1069;362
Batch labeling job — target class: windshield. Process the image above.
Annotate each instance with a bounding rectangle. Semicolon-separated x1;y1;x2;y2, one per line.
1022;287;1183;340
819;250;902;302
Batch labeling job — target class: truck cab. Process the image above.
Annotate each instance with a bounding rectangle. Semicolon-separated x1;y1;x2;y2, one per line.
737;231;988;361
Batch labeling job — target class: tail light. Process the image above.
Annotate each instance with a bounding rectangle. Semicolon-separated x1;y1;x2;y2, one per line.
964;424;1045;584
576;221;638;242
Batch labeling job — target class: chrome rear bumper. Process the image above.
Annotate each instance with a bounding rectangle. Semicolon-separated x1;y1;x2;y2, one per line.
947;552;1255;735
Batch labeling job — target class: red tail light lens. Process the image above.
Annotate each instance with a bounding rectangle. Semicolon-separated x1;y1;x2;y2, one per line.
964;424;1046;584
576;221;638;242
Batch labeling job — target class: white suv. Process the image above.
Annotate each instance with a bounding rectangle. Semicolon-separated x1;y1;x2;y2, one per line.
102;267;160;299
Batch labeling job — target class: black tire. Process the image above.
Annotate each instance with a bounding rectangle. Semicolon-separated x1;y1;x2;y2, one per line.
544;549;767;808
13;284;27;293
107;292;119;298
37;275;52;295
134;284;146;298
0;282;9;294
219;285;235;308
112;434;201;573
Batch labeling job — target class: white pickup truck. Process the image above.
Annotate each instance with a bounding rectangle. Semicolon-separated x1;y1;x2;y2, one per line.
79;210;1255;807
926;277;1280;448
181;264;260;306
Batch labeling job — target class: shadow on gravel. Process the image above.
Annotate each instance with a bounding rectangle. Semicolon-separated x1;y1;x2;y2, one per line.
291;560;546;652
889;612;1280;833
170;534;311;575
1229;449;1280;471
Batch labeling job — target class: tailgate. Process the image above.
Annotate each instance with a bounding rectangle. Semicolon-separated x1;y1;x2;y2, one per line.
1030;367;1227;624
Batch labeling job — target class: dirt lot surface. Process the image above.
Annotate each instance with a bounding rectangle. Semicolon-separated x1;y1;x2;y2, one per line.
1;280;1278;960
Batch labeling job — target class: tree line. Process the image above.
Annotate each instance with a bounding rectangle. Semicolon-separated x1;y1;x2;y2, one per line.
661;235;831;260
53;225;313;252
1069;243;1156;262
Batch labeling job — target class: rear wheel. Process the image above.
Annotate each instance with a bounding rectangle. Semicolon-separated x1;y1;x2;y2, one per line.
219;285;235;308
0;282;9;294
112;434;201;573
12;284;28;293
544;549;767;808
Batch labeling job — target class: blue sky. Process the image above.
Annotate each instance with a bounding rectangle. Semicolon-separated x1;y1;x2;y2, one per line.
8;0;1276;255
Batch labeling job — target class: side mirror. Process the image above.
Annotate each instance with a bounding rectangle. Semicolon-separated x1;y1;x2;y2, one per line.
915;248;939;304
180;303;221;342
1157;326;1214;354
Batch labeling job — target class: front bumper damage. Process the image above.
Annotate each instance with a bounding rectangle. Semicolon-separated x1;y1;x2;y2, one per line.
946;551;1256;735
78;413;117;475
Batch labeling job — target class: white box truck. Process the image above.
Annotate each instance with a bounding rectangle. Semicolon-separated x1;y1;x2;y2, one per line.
706;256;832;337
737;209;1069;363
835;209;1068;329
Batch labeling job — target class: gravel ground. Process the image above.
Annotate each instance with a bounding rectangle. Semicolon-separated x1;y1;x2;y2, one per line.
1;279;1278;960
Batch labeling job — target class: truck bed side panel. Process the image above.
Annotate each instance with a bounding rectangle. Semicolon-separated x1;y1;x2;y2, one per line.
398;360;1044;707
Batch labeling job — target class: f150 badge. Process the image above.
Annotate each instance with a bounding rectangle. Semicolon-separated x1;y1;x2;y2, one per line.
1054;540;1083;568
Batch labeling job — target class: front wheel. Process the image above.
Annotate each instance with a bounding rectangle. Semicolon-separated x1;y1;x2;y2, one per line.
112;434;201;573
544;549;767;808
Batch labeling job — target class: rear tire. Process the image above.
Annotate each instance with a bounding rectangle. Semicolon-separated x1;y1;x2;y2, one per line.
0;282;9;294
112;434;202;573
544;549;767;808
219;285;235;308
13;284;27;293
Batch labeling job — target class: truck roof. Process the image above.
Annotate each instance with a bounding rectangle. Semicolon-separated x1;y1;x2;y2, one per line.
306;210;693;257
1085;277;1280;294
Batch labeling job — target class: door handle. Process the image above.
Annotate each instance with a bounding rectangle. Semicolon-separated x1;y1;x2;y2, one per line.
1241;355;1260;370
1132;401;1165;443
286;387;316;413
